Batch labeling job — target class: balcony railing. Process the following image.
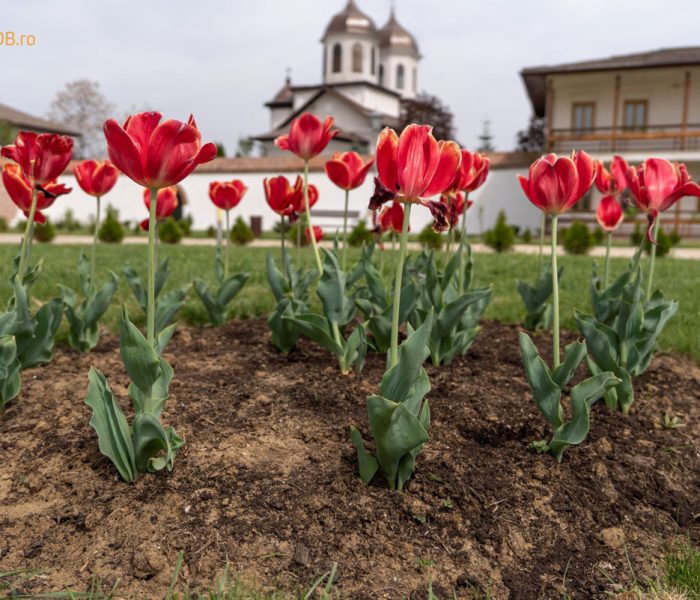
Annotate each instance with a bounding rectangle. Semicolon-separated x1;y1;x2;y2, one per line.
547;123;700;154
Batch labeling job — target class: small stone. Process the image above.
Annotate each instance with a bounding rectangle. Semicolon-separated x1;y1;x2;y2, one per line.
599;527;625;549
596;437;613;454
293;542;310;566
132;543;166;579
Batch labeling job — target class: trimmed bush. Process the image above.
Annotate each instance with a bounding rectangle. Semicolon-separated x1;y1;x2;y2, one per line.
0;217;7;232
521;228;532;243
484;210;515;253
34;219;57;243
98;205;125;243
179;214;193;236
288;219;310;247
418;224;443;250
631;223;676;257
593;227;605;244
206;225;217;238
159;217;183;244
348;220;374;247
230;216;254;246
562;221;593;255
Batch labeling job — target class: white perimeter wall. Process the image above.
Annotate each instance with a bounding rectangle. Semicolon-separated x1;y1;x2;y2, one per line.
35;167;541;236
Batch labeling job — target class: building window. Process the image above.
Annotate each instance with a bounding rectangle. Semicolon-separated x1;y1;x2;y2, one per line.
332;43;342;73
623;100;648;130
413;67;417;92
371;47;376;75
396;64;405;90
379;64;384;86
352;43;363;73
571;102;595;133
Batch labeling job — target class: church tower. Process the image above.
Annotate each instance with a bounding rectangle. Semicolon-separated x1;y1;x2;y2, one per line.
322;0;380;85
378;7;421;99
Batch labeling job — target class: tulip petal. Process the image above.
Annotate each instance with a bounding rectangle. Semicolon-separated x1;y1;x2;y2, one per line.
422;140;462;198
376;128;399;192
325;159;351;190
104;119;146;186
397;124;439;199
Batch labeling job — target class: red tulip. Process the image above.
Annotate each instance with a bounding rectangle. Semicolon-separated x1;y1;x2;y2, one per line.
324;152;374;191
372;124;461;232
292;181;318;218
264;175;298;217
74;160;119;197
209;179;247;211
379;201;406;233
141;186;178;229
596;195;624;232
104;112;217;190
275;113;338;160
449;150;490;194
264;175;318;223
594;156;628;195
625;158;700;242
1;131;73;187
2;164;71;223
518;151;595;216
305;226;324;242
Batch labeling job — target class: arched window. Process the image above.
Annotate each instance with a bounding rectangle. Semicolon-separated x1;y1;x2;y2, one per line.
332;43;342;73
352;43;363;73
371;47;376;75
396;64;405;89
379;64;384;86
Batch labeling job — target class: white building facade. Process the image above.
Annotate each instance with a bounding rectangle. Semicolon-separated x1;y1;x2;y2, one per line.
521;47;700;236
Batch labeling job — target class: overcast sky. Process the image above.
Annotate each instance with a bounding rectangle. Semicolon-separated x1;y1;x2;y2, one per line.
3;0;699;153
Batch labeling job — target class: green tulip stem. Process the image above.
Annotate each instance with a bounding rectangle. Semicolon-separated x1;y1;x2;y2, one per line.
551;215;560;368
303;161;323;275
458;194;470;295
390;202;412;369
147;188;158;347
91;195;101;288
280;215;287;277
224;209;230;280
603;231;612;289
342;189;350;271
17;187;38;281
538;212;546;269
646;219;660;298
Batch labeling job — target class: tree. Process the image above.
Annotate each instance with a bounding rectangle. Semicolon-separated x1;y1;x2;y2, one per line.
47;80;116;159
399;93;455;141
0;120;16;146
235;137;254;158
477;119;495;153
215;142;226;158
516;116;546;153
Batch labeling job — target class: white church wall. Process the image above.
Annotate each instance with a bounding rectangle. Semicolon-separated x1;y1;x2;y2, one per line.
324;35;379;86
269;106;292;129
379;52;419;99
338;85;400;118
39;167;540;237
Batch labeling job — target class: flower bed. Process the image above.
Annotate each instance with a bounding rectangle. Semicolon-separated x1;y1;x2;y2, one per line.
1;318;697;598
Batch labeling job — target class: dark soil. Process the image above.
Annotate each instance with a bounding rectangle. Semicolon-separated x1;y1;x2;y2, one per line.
0;319;698;599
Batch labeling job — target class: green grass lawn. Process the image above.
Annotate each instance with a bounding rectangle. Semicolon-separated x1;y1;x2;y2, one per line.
1;241;698;361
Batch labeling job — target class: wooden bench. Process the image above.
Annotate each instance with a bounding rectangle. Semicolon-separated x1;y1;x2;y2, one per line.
310;209;362;232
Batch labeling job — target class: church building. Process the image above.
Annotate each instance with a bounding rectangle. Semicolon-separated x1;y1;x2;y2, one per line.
254;0;421;155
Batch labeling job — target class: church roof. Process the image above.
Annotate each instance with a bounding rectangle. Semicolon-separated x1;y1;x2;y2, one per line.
378;10;420;56
521;46;700;117
322;0;378;40
265;77;294;108
0;102;81;136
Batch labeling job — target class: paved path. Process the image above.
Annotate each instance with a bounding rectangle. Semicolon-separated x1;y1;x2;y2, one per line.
1;233;699;260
